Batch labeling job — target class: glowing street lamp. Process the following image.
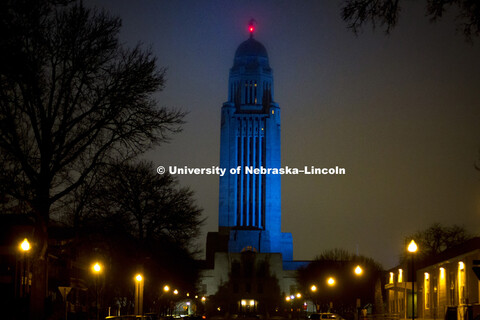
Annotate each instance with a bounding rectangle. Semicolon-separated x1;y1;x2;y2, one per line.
92;263;102;273
19;238;31;298
91;262;102;320
20;238;31;252
327;277;335;286
326;277;336;312
311;285;318;312
163;285;170;292
408;240;418;253
353;265;364;320
134;274;144;316
355;265;363;276
407;240;418;320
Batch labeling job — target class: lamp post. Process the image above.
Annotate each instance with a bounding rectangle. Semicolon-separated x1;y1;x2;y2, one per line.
134;274;144;316
354;265;363;320
408;240;418;320
285;295;294;316
92;262;102;320
162;285;170;316
310;285;318;312
327;277;336;312
19;238;31;298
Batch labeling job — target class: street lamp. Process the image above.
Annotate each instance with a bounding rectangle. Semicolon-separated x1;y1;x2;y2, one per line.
20;238;31;251
134;274;144;316
408;240;418;320
93;263;101;273
326;277;336;312
353;265;363;320
19;238;31;298
162;285;170;316
91;262;102;320
311;285;318;312
355;265;363;276
327;277;335;286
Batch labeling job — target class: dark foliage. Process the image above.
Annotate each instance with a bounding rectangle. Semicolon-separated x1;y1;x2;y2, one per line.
400;222;473;264
297;249;384;315
0;0;184;317
342;0;480;42
69;161;204;248
59;160;204;315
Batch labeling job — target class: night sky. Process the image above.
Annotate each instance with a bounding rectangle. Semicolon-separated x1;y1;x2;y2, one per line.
86;0;480;269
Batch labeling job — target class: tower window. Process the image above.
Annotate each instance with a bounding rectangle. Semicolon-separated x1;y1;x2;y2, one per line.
271;110;274;115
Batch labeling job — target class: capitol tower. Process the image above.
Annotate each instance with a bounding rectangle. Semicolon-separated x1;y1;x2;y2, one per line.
215;19;293;261
200;21;305;309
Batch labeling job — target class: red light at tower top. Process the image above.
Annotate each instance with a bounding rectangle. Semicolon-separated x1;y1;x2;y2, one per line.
248;19;256;37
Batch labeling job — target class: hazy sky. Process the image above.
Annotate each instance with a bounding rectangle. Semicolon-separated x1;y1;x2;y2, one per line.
86;0;480;269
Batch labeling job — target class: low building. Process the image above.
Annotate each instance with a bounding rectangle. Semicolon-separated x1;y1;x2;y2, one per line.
385;265;416;319
200;250;302;315
417;238;480;320
385;238;480;320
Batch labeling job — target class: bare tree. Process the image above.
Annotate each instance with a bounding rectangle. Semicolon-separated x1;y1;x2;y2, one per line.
83;161;204;249
401;222;473;263
0;0;184;317
297;249;384;314
342;0;480;42
65;161;204;313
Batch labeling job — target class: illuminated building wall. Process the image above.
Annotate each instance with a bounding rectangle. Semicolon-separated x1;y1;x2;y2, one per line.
216;26;293;261
385;268;410;318
406;239;480;320
200;24;307;309
385;239;480;320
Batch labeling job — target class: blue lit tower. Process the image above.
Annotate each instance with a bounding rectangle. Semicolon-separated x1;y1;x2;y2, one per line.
212;21;293;261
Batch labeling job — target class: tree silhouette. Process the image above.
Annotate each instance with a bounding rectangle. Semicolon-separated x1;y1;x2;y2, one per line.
0;0;184;317
342;0;480;42
400;222;473;264
297;249;384;316
76;161;204;248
